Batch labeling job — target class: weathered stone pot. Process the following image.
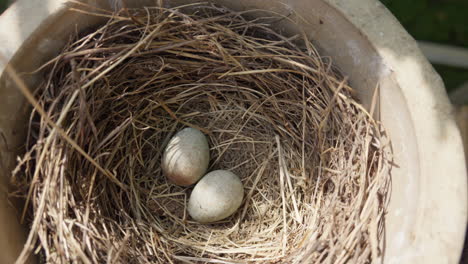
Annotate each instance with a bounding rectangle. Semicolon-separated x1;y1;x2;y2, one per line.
0;0;466;263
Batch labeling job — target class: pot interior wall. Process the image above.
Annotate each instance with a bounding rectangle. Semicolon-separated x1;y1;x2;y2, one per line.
0;0;420;263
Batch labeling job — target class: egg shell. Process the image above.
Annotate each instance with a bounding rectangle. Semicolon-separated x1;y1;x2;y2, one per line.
162;127;209;186
188;170;244;223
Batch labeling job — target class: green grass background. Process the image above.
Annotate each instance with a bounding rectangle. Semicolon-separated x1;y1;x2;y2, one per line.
0;0;6;12
1;0;467;92
382;0;468;92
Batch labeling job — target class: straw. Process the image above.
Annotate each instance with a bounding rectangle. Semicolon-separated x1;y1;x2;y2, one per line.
10;3;392;263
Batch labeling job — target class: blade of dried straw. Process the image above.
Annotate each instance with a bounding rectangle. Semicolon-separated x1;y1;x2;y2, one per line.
275;135;287;256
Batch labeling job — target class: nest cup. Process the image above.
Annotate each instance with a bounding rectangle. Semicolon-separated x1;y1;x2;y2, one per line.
11;3;391;263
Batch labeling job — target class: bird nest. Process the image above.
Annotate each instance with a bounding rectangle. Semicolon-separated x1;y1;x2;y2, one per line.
11;3;392;264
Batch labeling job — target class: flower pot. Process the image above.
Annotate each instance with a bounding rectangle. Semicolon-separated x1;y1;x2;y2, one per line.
0;0;466;263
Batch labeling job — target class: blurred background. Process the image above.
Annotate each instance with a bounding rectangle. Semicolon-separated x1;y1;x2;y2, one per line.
0;0;467;262
383;0;468;103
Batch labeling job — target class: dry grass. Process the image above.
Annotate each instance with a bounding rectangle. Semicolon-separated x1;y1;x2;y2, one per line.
10;3;392;264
